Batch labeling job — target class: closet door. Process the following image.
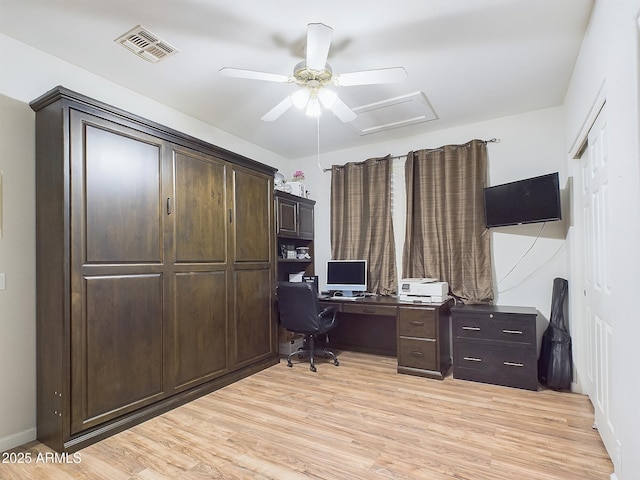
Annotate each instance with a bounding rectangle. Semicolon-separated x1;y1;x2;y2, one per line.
166;148;230;392
230;167;275;367
69;111;166;434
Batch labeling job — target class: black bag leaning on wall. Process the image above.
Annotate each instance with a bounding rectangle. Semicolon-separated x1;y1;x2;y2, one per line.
538;277;572;390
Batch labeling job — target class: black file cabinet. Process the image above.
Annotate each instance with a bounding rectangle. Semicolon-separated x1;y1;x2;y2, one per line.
451;305;540;391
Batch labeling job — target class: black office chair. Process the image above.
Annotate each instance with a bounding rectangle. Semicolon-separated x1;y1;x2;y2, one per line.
276;282;340;372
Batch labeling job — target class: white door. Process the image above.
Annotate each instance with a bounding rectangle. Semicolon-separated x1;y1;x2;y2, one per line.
579;105;615;453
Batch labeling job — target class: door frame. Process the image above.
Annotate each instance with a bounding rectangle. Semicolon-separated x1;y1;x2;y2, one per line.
567;83;606;396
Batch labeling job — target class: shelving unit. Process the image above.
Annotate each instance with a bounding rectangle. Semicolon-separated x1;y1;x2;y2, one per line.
274;190;315;353
275;190;315;282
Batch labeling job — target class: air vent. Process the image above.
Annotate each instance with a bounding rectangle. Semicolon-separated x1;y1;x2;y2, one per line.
352;92;437;135
115;25;179;63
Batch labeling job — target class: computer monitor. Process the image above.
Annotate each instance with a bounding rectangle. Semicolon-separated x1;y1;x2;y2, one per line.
326;260;367;297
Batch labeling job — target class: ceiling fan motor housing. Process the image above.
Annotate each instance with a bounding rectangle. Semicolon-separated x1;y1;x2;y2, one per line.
293;61;333;88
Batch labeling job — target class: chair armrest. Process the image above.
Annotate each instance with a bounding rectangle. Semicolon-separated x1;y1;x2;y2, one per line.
319;305;337;317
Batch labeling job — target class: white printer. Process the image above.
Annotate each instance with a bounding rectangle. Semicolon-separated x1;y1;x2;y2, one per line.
397;278;449;303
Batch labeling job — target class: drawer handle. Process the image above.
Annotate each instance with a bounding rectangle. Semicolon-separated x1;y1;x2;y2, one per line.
502;329;523;335
410;321;424;326
410;351;425;357
363;307;376;314
504;361;524;367
463;356;482;362
462;326;480;331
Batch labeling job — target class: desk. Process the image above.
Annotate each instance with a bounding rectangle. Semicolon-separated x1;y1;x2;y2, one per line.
319;296;453;379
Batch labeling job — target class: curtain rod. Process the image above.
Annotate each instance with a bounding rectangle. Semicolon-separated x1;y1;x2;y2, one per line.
321;138;499;172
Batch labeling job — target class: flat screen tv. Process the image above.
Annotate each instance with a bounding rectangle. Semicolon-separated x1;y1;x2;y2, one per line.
326;260;367;297
483;172;561;228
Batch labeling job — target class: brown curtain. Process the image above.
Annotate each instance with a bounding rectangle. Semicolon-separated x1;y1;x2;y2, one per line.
402;139;493;304
330;156;397;295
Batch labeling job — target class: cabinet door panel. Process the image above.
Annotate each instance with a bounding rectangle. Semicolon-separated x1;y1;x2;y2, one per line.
174;150;227;263
233;169;272;262
276;197;297;236
83;123;162;263
171;271;228;390
233;268;274;364
298;201;314;239
72;274;164;433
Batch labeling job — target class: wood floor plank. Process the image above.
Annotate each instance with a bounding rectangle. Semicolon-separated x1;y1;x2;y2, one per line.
2;351;613;479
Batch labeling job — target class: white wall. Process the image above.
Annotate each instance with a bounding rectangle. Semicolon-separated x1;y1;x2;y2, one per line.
0;34;290;452
291;106;569;320
564;1;640;479
0;94;36;452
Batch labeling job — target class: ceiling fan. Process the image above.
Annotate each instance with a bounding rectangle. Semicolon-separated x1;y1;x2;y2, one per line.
219;23;407;122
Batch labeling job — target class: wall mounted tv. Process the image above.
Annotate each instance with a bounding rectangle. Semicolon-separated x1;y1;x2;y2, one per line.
483;172;562;228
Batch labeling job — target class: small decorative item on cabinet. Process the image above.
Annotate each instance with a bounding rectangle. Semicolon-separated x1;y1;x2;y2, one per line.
296;247;310;259
281;244;296;259
286;181;305;197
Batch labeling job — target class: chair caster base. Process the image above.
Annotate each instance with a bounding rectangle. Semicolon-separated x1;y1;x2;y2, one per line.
285;339;339;372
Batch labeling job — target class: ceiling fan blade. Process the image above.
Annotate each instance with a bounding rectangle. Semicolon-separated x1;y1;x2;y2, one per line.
327;97;357;123
219;67;291;83
306;23;333;71
261;95;294;122
334;67;408;86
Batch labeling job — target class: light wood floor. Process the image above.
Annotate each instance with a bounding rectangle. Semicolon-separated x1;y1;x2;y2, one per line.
4;351;612;479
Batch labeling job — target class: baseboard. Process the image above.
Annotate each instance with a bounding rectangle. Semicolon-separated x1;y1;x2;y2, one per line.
0;428;36;452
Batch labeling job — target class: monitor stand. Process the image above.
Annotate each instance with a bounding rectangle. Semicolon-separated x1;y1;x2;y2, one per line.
333;290;362;299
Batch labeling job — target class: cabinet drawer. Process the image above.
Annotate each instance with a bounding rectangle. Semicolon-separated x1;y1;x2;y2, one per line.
342;303;397;316
398;337;436;371
453;341;537;390
453;315;536;345
398;307;435;338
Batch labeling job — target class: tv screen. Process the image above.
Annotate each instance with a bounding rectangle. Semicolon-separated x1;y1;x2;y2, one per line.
326;260;367;297
484;172;561;228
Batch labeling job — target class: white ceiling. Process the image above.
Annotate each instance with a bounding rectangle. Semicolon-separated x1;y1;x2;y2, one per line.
0;0;593;159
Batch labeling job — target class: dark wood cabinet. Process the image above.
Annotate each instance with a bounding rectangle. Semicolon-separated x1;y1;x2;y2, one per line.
32;87;278;452
451;305;540;391
275;191;315;282
397;301;452;379
274;191;315;351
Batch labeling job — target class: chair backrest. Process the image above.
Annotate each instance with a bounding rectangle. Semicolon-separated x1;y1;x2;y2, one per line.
277;282;322;335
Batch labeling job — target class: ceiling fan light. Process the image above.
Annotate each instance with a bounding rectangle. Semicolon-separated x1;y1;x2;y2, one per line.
291;88;310;109
318;88;338;108
306;97;322;117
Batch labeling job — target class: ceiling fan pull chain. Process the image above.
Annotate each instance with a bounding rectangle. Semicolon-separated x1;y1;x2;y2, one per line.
317;116;322;172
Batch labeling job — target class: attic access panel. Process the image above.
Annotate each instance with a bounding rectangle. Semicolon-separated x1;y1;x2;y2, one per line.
351;91;437;135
